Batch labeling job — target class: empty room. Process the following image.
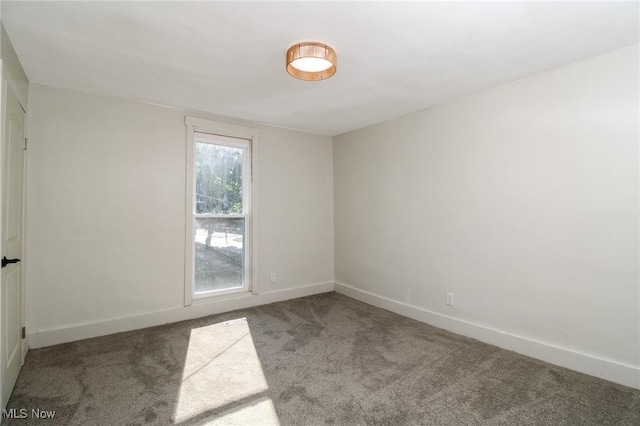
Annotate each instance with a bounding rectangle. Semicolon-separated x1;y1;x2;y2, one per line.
0;1;638;425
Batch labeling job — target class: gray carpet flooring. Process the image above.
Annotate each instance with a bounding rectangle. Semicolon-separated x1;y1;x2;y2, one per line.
3;292;640;425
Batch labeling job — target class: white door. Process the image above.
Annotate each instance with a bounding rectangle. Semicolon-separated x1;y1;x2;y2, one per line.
1;85;25;408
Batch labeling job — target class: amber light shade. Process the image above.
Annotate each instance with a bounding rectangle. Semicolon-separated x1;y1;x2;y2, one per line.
286;42;337;81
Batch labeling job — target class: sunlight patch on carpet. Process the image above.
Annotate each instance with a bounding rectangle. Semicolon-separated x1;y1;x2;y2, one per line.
174;318;275;424
205;397;280;425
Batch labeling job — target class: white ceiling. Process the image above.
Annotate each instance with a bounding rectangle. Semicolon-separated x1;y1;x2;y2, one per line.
2;1;638;136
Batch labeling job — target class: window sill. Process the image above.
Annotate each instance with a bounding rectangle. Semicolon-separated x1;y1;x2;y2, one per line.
189;289;254;307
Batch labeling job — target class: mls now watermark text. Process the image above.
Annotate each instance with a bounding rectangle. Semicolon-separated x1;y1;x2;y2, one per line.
3;408;56;419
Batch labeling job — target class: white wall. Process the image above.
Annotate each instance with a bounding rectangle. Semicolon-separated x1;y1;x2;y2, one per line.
334;45;639;388
1;23;29;107
26;84;333;345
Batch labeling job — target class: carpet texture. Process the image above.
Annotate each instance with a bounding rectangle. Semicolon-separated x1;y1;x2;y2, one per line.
3;292;640;425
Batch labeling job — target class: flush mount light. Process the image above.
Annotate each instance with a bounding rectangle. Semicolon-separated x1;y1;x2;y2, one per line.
286;42;337;81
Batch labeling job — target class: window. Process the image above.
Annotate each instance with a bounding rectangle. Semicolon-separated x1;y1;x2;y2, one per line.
185;118;259;304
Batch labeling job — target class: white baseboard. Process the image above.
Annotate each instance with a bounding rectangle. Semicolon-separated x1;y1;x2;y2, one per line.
28;281;334;349
335;281;640;390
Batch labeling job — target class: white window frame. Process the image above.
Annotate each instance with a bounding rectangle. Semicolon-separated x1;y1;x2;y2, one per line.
184;117;260;306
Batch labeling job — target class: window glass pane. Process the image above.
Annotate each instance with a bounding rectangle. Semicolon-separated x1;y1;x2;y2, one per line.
195;142;243;214
195;217;245;294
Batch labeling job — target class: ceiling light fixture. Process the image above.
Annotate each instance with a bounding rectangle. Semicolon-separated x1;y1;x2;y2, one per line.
286;42;337;81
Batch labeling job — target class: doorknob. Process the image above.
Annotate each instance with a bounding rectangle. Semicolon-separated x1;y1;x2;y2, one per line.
2;256;21;268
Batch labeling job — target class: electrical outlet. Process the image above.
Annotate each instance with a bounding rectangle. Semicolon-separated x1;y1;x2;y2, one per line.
446;292;455;306
270;273;277;283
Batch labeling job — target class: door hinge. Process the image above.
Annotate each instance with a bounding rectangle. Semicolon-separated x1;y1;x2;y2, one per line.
21;327;26;339
24;138;28;151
